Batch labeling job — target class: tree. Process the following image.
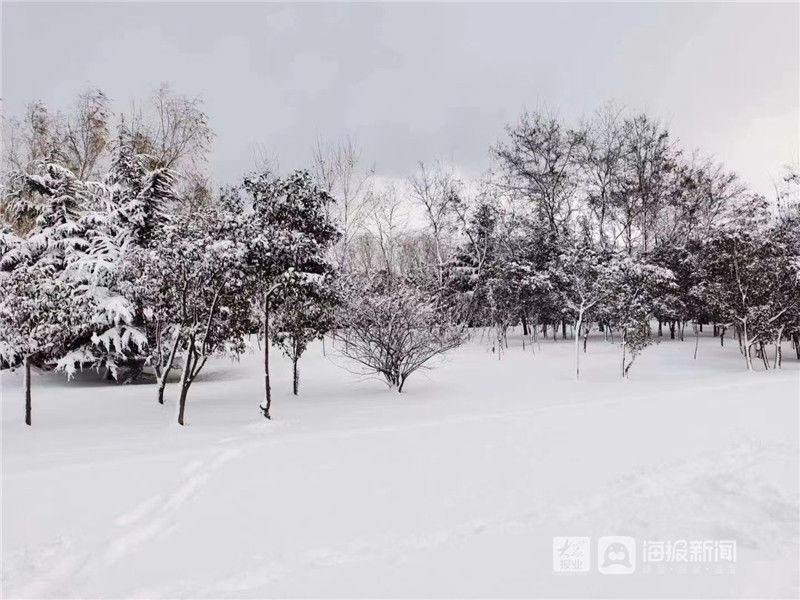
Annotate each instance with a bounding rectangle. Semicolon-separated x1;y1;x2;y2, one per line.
334;278;464;392
494;110;582;237
0;263;88;425
552;240;608;378
600;256;675;377
272;277;338;395
575;103;627;248
699;211;787;370
408;161;460;288
150;204;250;424
2;157;146;382
312;137;374;270
241;170;340;419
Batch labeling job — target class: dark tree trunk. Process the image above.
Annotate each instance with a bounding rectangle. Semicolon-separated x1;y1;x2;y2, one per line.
177;384;189;426
157;384;166;405
24;356;32;426
262;297;272;419
669;321;675;339
292;357;299;396
658;321;663;337
561;320;567;339
177;342;194;426
521;314;529;336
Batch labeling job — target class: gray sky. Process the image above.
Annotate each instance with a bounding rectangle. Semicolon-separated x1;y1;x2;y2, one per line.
3;2;798;196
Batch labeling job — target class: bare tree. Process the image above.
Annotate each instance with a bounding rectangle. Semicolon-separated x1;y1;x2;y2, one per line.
493;109;582;237
408;161;460;287
575;103;626;247
369;186;408;283
313;137;375;270
62;88;111;180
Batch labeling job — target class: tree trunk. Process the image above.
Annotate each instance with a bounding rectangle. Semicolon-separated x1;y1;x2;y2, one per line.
177;342;194;426
742;321;752;370
658;320;663;337
24;356;32;426
759;342;769;370
262;297;272;419
621;333;627;378
574;313;582;380
177;383;189;426
156;331;182;405
292;356;299;396
669;321;675;339
693;322;699;360
773;327;784;369
561;320;567;340
521;313;529;336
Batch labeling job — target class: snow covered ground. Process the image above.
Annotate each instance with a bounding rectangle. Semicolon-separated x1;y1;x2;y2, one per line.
2;330;798;598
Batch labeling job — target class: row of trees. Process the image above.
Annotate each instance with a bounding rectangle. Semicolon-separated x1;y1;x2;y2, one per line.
320;107;800;378
2;90;798;426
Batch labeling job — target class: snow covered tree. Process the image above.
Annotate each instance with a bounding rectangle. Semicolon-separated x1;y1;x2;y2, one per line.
698;214;787;370
334;277;464;392
599;256;675;377
0;262;89;424
135;203;251;424
272;277;338;395
645;240;704;341
240;169;340;419
551;240;609;378
2;157;146;381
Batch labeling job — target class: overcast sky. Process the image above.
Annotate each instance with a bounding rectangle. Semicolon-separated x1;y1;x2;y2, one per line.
3;2;798;196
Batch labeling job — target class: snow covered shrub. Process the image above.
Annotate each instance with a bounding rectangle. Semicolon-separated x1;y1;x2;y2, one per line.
334;278;464;392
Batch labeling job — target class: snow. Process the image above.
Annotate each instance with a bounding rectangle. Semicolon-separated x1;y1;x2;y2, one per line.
2;331;798;598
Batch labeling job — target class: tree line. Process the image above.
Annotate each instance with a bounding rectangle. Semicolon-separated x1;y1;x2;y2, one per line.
1;89;798;426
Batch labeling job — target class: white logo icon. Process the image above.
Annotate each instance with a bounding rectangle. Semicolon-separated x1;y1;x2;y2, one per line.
553;536;591;572
598;536;636;574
